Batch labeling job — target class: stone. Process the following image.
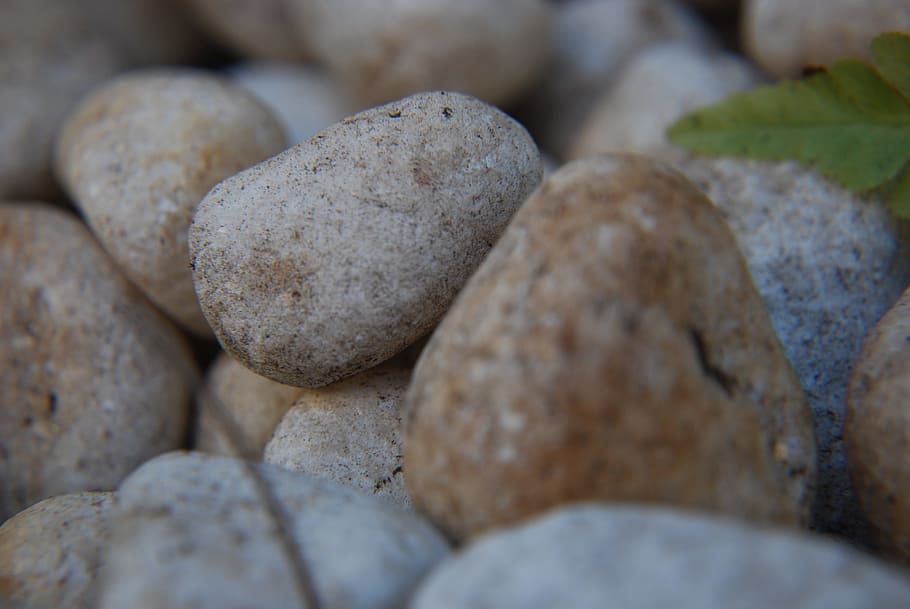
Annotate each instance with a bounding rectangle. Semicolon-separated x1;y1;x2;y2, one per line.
569;41;761;160
0;492;116;609
99;452;450;609
195;352;305;458
411;504;910;609
296;0;553;107
0;204;196;520
515;0;711;159
56;69;287;335
846;285;910;562
264;363;411;509
230;62;355;145
190;91;542;387
743;0;910;79
404;155;816;542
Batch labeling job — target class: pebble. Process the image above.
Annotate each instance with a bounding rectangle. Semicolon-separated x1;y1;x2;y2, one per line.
846;285;910;561
404;155;816;541
195;352;305;458
264;363;411;509
411;504;910;609
0;492;116;609
516;0;710;159
297;0;554;107
0;204;196;520
56;69;288;336
743;0;910;78
99;452;450;609
569;41;761;160
671;156;910;539
230;62;355;145
190;90;542;387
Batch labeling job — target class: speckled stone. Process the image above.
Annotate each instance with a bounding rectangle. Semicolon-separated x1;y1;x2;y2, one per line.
56;69;287;335
195;352;305;458
404;156;816;541
0;492;116;609
516;0;710;159
411;504;910;609
190;91;542;387
0;204;196;520
99;452;449;609
743;0;910;78
846;286;910;562
264;363;411;509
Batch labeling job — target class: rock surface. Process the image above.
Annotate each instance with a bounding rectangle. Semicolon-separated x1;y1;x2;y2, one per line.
99;452;449;609
404;155;816;541
411;504;910;609
191;91;542;387
846;285;910;561
264;363;411;509
0;204;196;520
0;492;116;609
56;69;287;336
195;352;305;458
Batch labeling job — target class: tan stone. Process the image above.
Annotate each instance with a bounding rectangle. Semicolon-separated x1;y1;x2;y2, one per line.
404;155;816;541
846;286;910;562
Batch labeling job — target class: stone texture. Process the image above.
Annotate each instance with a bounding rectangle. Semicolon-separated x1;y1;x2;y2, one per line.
264;363;411;509
671;156;910;539
230;62;355;145
297;0;553;107
404;156;816;542
0;204;196;520
846;285;910;562
190;91;542;387
411;504;910;609
569;42;760;160
99;452;449;609
56;69;287;335
195;352;305;458
515;0;711;159
0;492;116;609
743;0;910;78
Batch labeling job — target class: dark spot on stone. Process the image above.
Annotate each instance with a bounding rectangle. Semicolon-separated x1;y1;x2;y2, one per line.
442;107;453;118
47;392;58;415
291;290;301;299
392;466;403;476
22;416;34;428
689;328;735;396
388;110;401;118
886;493;896;505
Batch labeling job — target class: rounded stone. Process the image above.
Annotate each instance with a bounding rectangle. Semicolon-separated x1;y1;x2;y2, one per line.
846;286;910;562
195;352;304;458
99;452;450;609
264;363;411;509
0;204;197;520
56;69;287;335
0;492;116;609
190;90;542;387
404;156;816;541
411;504;910;609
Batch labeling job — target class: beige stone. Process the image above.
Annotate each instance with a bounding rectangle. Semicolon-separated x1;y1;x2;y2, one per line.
297;0;553;107
56;69;287;336
264;364;411;509
185;0;312;60
190;91;542;387
404;156;816;541
743;0;910;78
0;204;196;520
847;286;910;562
0;492;116;609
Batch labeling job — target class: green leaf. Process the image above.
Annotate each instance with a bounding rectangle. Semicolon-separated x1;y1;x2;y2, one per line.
667;34;910;195
871;32;910;101
888;165;910;217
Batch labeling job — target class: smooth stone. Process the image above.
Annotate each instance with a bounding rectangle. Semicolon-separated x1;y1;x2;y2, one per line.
404;155;816;541
0;204;196;520
411;504;910;609
99;452;450;609
0;492;116;609
190;91;542;387
56;69;287;335
264;363;411;509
